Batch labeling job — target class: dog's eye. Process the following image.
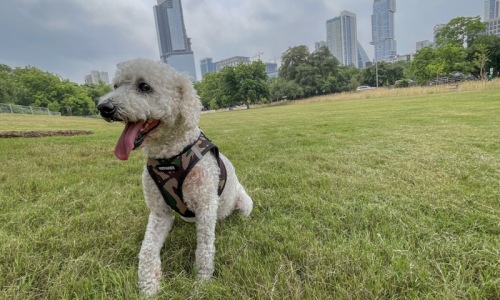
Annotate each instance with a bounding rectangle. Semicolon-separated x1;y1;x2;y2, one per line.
138;82;152;93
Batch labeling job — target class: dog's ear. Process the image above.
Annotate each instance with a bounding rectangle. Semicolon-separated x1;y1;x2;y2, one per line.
177;77;202;130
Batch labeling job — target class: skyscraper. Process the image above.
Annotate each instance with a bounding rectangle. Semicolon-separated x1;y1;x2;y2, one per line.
485;0;500;36
326;11;358;67
416;40;432;52
154;0;197;80
84;71;109;84
371;0;397;62
357;42;371;69
200;57;216;79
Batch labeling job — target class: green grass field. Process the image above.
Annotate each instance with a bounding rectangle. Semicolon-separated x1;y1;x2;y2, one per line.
1;84;499;299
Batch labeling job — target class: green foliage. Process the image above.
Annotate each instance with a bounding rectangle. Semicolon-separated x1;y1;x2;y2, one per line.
0;63;107;116
469;34;500;77
411;47;438;83
472;44;490;79
194;72;223;110
269;77;304;100
196;61;269;109
0;64;19;104
278;45;357;96
436;43;472;75
410;16;494;83
279;45;310;81
83;81;112;106
411;43;471;83
362;61;408;87
234;61;270;107
434;16;486;48
339;65;364;91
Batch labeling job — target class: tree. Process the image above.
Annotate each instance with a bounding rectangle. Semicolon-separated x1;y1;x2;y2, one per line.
12;66;61;106
469;34;500;78
472;44;490;80
426;58;446;80
56;80;96;116
411;47;438;83
473;45;490;80
279;45;310;81
278;45;354;96
194;72;223;110
361;61;405;87
234;61;269;108
196;61;269;109
0;64;19;104
269;77;303;100
434;16;486;48
82;81;112;106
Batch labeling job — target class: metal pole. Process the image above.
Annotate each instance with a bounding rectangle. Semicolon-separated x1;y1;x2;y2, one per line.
375;59;379;88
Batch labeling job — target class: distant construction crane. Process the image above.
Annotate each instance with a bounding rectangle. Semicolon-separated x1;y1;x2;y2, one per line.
269;55;279;64
251;51;264;61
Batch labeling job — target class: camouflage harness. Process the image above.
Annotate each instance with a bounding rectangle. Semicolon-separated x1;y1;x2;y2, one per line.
146;132;227;218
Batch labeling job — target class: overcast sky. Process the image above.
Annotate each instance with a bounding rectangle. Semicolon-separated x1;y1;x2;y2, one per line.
0;0;483;83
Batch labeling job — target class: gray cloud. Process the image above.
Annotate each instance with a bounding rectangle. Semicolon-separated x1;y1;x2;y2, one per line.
0;0;483;83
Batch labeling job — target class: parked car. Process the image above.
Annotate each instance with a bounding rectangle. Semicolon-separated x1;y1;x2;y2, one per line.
356;86;375;91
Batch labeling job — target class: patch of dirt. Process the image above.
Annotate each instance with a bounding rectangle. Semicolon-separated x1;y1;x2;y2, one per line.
0;130;93;138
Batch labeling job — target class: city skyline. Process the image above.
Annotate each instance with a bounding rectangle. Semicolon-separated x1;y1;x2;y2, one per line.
0;1;483;83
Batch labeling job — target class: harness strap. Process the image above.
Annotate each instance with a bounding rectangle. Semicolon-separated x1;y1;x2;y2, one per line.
146;132;227;217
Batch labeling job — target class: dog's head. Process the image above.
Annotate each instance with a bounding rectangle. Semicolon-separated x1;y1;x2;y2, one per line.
97;59;202;160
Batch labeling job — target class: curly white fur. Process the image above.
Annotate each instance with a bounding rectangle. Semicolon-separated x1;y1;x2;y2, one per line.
98;59;253;296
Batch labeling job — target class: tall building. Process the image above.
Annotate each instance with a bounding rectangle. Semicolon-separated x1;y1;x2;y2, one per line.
357;42;371;69
416;40;432;51
326;11;358;67
485;0;500;36
84;71;109;84
315;41;327;52
214;56;250;72
200;57;216;79
153;0;197;80
371;0;397;62
265;62;278;78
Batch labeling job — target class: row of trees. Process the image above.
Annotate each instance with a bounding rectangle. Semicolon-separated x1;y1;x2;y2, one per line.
193;61;269;110
193;16;498;109
1;16;497;113
0;64;110;116
411;16;496;83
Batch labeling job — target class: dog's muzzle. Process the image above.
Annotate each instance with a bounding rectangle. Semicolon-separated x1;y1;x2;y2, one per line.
97;101;118;120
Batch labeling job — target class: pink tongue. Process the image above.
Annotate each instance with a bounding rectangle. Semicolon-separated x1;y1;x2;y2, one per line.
114;121;146;160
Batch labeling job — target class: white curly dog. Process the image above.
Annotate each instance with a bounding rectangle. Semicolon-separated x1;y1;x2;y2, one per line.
97;58;253;296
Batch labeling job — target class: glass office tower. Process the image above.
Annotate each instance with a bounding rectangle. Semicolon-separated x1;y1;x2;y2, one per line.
326;11;358;67
154;0;197;80
371;0;397;62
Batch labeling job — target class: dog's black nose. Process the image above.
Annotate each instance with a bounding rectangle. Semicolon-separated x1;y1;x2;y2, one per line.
97;102;116;119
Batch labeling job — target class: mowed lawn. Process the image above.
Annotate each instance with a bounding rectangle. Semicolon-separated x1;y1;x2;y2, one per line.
0;87;499;299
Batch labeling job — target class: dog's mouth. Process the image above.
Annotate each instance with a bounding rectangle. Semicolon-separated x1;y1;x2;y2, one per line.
114;119;160;160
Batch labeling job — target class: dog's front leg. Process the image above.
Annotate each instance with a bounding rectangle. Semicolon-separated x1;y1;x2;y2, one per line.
138;211;174;296
194;199;218;280
138;168;175;296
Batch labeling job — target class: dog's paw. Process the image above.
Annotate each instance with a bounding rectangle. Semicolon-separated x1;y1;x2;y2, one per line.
139;280;161;297
195;272;213;281
138;268;162;296
236;194;253;217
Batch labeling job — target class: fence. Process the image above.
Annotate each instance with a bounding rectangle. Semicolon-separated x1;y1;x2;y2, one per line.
0;103;61;116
